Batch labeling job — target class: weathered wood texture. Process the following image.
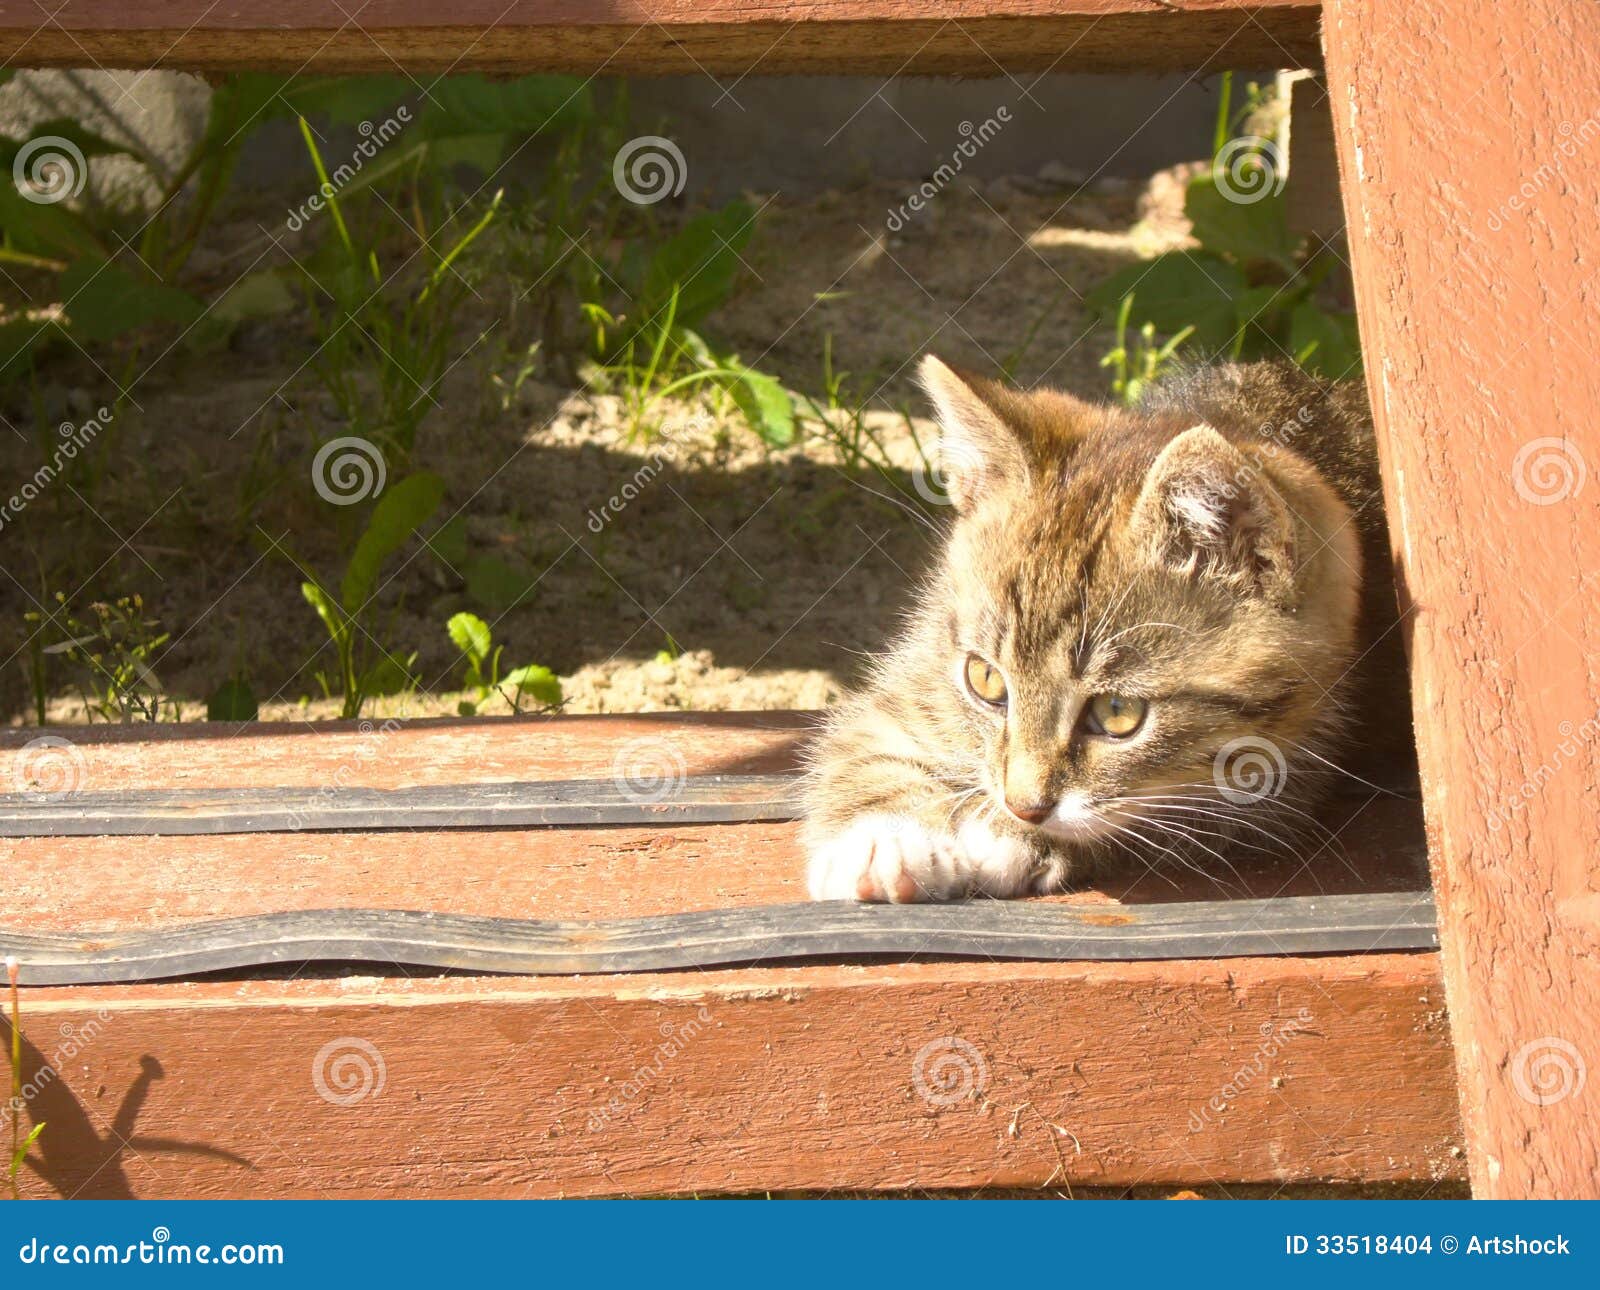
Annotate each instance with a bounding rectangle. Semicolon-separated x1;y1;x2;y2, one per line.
7;958;1461;1198
1323;0;1600;1199
2;714;1429;930
0;1;1321;73
0;712;1451;1194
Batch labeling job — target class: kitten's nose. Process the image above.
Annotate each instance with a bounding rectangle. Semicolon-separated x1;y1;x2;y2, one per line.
1006;798;1055;825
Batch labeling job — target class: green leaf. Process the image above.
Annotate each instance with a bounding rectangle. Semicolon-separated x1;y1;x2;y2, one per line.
464;554;535;614
282;76;413;126
340;471;446;614
361;650;418;697
58;259;204;344
627;201;756;330
206;677;259;722
301;580;345;646
446;611;492;670
501;663;562;707
1289;303;1363;379
725;362;795;447
0;315;58;378
426;515;470;569
187;268;296;350
1087;252;1247;356
0;178;106;259
1184;172;1298;272
414;74;591;139
425;133;507;175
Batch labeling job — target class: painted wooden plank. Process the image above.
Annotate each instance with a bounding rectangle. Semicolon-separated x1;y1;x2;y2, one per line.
0;711;812;792
0;772;801;836
0;890;1441;985
3;801;1431;939
5;955;1463;1198
0;0;1322;73
1323;0;1600;1199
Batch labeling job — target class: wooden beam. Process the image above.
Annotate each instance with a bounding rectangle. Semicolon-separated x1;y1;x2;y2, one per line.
3;713;1429;929
6;956;1461;1198
0;1;1322;74
1323;0;1600;1199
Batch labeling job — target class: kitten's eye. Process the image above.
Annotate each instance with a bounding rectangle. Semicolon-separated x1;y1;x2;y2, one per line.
963;654;1008;707
1085;694;1148;738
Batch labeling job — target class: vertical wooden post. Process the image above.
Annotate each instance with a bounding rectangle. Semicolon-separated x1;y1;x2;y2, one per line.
1322;0;1600;1197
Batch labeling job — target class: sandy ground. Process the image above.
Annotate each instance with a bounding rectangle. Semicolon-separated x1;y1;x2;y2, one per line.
4;169;1191;726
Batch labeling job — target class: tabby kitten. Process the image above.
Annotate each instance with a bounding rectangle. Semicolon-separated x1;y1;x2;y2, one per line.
803;356;1408;902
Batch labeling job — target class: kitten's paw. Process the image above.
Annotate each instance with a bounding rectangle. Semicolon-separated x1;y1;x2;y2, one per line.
806;815;969;903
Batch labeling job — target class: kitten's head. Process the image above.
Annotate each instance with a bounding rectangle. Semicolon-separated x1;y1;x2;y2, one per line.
918;355;1363;847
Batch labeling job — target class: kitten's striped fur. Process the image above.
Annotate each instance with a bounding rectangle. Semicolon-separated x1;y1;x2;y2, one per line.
803;358;1408;902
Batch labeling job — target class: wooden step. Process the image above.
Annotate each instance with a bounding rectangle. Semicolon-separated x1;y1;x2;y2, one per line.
0;712;1461;1198
0;1;1323;74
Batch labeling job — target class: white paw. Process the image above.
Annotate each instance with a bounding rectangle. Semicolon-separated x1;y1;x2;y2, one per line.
806;814;1038;903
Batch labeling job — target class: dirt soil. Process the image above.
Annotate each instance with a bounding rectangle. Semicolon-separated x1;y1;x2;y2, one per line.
3;169;1192;726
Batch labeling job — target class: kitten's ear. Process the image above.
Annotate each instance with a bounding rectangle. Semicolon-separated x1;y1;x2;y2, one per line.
1131;425;1296;600
917;355;1029;512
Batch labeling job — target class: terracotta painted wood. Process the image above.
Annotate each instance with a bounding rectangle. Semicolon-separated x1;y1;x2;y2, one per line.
0;710;812;791
5;956;1462;1199
2;798;1428;932
0;0;1321;73
1;712;1429;929
1323;0;1600;1199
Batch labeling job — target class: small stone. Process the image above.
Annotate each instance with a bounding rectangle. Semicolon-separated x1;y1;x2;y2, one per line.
1036;160;1088;188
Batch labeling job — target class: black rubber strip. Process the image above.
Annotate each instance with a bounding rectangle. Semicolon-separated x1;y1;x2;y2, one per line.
1;891;1438;985
0;772;801;837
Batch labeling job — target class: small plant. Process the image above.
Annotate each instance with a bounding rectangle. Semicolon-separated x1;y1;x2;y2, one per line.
7;956;44;1200
446;612;561;716
582;202;794;446
1087;76;1359;379
296;120;504;469
1099;293;1194;405
28;593;175;723
296;472;444;719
